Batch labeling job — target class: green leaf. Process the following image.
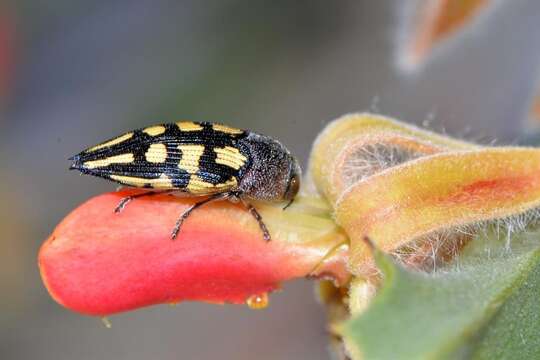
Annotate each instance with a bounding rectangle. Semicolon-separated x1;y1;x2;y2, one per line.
340;230;540;360
470;251;540;359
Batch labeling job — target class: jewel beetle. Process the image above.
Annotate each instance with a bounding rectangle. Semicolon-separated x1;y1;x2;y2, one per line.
69;121;301;241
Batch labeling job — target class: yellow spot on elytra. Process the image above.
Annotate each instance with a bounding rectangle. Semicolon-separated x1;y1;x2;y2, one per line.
186;174;214;193
110;174;173;189
87;132;133;152
84;153;134;168
214;146;247;170
145;143;168;163
177;121;203;132
246;293;269;310
212;123;243;135
143;125;166;136
178;144;205;174
187;175;237;194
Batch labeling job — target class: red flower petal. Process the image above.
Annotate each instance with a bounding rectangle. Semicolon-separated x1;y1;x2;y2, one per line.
39;191;345;316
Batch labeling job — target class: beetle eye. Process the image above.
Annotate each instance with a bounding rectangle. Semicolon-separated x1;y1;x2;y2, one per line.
285;174;300;201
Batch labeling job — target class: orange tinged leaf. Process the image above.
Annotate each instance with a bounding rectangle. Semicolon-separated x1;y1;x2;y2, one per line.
336;148;540;275
309;113;540;279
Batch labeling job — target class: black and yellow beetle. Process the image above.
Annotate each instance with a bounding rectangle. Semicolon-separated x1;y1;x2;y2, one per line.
69;121;301;241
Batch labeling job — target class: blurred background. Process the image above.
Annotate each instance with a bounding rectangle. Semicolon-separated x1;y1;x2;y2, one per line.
1;1;539;359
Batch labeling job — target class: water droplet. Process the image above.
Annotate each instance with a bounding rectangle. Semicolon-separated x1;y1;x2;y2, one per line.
101;317;112;328
246;293;269;310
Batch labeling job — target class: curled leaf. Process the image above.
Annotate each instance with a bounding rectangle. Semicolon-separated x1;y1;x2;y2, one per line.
337;148;540;276
309;114;540;277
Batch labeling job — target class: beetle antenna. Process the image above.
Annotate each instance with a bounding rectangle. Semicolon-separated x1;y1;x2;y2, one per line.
283;198;294;210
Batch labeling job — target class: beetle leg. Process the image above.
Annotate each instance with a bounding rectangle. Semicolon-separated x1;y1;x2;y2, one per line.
171;192;230;240
114;190;174;213
239;199;271;242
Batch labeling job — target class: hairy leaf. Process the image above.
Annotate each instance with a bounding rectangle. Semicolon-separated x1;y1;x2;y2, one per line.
341;230;540;360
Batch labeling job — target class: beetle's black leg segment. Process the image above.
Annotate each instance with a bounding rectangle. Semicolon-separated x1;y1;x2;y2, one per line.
171;192;230;240
240;200;271;242
114;190;173;213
